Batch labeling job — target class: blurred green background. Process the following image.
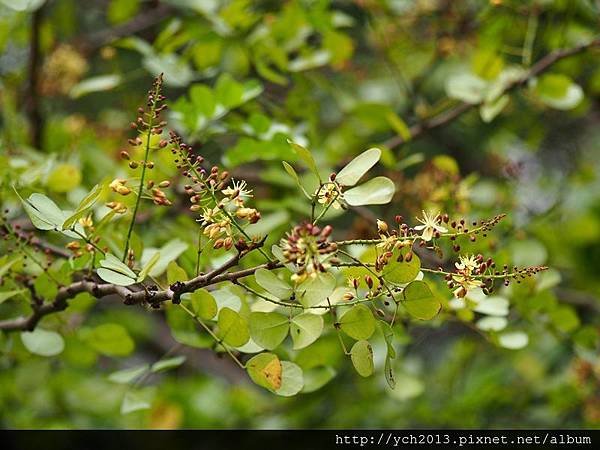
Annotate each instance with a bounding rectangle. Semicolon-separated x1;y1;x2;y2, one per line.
1;0;600;428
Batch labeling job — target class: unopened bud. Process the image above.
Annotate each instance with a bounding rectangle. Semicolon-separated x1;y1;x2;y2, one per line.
377;219;388;233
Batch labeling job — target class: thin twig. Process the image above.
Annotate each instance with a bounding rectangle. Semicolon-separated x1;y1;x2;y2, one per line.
383;37;600;150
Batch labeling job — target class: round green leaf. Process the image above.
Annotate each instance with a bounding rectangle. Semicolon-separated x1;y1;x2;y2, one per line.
473;296;509;316
339;304;376;340
445;72;487;104
498;331;529;350
336;148;381;186
246;352;282;391
534;73;583;110
403;281;441;320
297;272;336;307
249;312;289;350
217;307;250;347
85;323;135;357
188;288;218;320
275;361;304;397
476;316;508;331
383;247;421;284
301;366;337;393
255;268;293;299
344;176;395;206
47;163;82;193
21;329;65;357
290;313;323;350
350;340;374;377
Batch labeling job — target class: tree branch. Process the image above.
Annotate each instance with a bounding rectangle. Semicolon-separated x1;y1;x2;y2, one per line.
383;37;600;150
0;241;275;332
25;4;45;149
76;4;173;54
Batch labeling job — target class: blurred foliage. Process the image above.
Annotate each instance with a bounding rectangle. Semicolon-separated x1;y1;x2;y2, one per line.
1;0;600;429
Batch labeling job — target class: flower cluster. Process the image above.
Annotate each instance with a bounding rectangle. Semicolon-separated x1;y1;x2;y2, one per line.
281;223;337;283
447;254;486;298
168;133;261;250
110;75;173;210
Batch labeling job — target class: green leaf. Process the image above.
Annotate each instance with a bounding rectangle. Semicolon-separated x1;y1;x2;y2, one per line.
166;305;213;348
246;352;282;391
275;361;304;397
476;316;508;331
282;161;311;199
385;111;411;142
137;251;160;282
289;141;321;182
290;313;323;350
0;0;45;12
0;257;21;278
121;389;153;414
0;289;26;304
480;94;509;123
166;261;188;285
301;366;337;393
549;306;580;333
108;365;149;384
380;321;396;359
445;72;487;104
403;281;441;320
188;288;218;320
100;254;136;278
34;272;58;301
189;84;216;119
339;304;376;340
498;331;529;350
384;354;396;389
47;163;82;193
297;272;336;308
534;73;583;110
255;268;292;299
217;307;250;347
151;355;186;373
70;75;122;98
241;79;263;103
96;268;136;286
84;323;135;357
141;239;189;278
20;329;65;357
350;340;374;377
383;247;421;284
143;53;194;88
215;73;244;109
62;184;102;229
473;296;509;316
249;312;289;350
344;176;395;206
336;148;381;187
97;254;137;286
16;190;65;231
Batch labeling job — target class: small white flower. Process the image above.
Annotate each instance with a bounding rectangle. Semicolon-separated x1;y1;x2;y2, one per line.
455;255;479;274
414;210;447;241
221;179;253;200
316;183;343;209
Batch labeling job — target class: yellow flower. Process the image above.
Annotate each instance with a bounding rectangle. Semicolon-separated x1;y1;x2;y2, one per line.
316;183;343;209
455;255;479;274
